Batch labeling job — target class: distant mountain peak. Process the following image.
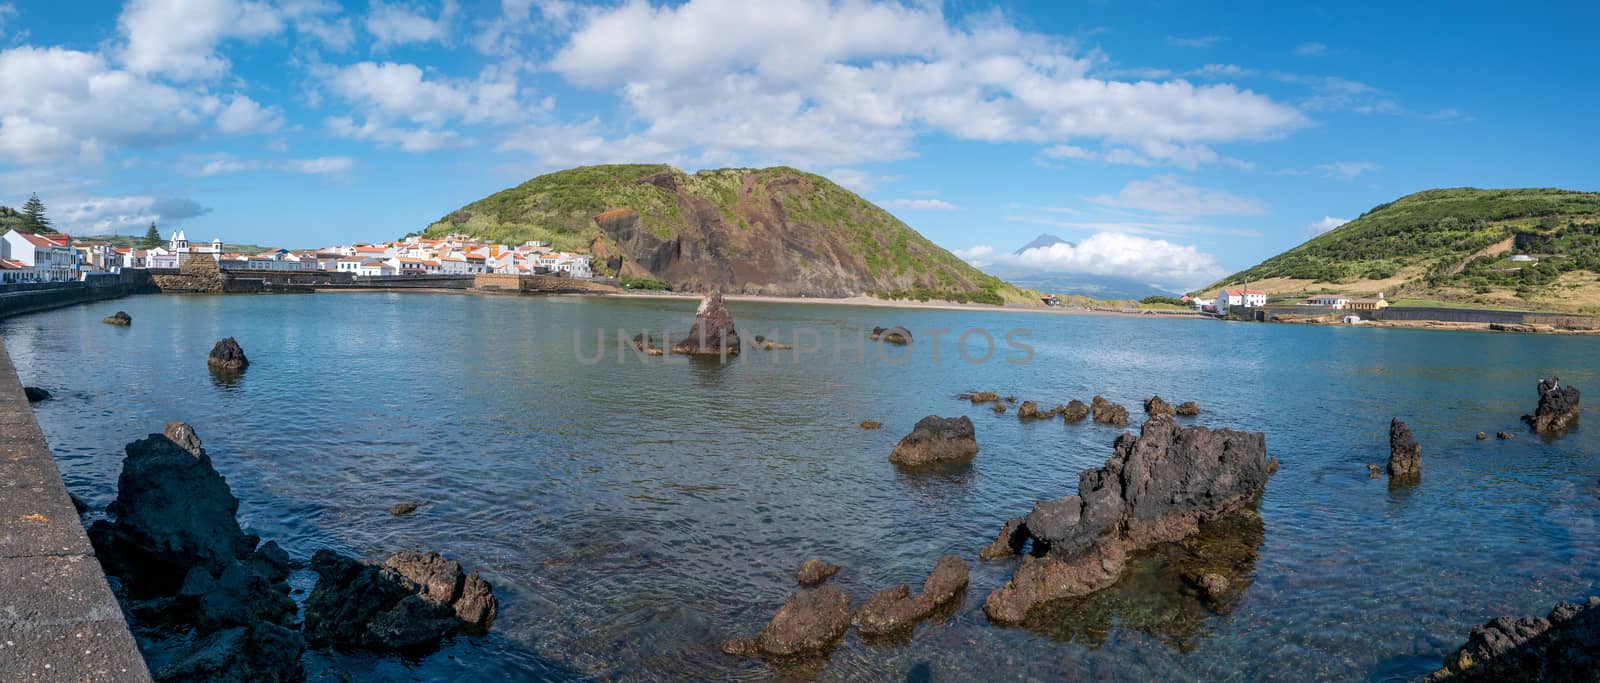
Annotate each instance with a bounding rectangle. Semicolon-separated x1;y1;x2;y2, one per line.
1014;233;1072;255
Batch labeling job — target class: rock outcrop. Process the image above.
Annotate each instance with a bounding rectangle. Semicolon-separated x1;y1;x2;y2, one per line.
22;385;50;402
751;335;793;350
1522;378;1580;434
630;334;664;356
1388;418;1421;482
796;560;841;587
870;326;912;345
302;549;498;652
208;337;249;372
1017;401;1043;419
104;310;133;326
154;622;305;683
389;503;420;516
859;420;882;430
854;555;968;637
1175;401;1201;416
889;416;979;467
1060;400;1090;423
1143;396;1174;418
962;391;1001;405
721;585;851;658
1423;597;1600;681
672;291;741;357
981;416;1276;624
1090;395;1129;427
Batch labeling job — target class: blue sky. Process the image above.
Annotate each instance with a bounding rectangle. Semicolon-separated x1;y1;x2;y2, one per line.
1;0;1595;289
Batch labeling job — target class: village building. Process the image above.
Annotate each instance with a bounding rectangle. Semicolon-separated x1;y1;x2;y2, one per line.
1304;294;1351;309
1345;293;1391;311
1;230;79;282
1215;288;1267;314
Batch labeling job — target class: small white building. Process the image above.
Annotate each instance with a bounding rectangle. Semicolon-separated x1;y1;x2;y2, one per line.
355;259;395;277
1216;288;1267;313
1304;294;1350;309
1;230;79;282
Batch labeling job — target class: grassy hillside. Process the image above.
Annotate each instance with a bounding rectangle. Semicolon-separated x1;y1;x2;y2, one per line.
1204;188;1600;312
78;234;271;254
421;164;1035;304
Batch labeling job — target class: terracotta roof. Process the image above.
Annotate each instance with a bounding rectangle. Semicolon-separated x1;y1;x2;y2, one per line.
0;259;25;270
1223;289;1266;296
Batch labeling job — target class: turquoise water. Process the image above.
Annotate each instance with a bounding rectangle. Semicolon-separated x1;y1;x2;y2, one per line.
4;292;1598;681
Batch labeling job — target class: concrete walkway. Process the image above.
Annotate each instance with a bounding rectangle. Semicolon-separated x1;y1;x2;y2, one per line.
0;338;150;681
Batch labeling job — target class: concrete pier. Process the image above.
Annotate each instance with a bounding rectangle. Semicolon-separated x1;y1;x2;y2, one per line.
0;338;150;681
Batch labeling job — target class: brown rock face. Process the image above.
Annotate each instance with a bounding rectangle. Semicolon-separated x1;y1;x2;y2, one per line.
796;559;841;587
723;585;851;658
1388;418;1421;481
981;416;1275;624
1017;401;1042;419
1424;596;1600;681
1061;400;1090;423
859;420;882;429
630;334;664;356
208;337;249;371
889;416;979;467
1144;396;1174;418
1522;378;1580;435
1090;395;1129;427
1175;401;1201;416
303;549;498;651
870;326;912;345
963;391;1000;405
103;310;132;326
853;555;968;637
672;291;741;356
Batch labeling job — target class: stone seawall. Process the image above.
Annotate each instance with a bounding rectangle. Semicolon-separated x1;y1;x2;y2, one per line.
0;338;151;680
0;272;155;321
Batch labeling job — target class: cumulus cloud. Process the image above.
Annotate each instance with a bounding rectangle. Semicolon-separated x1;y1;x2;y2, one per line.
367;0;457;49
186;154;356;177
116;0;284;81
959;232;1225;289
1316;161;1378;180
882;198;958;211
214;94;284;135
50;195;212;234
1089;175;1267;216
1304;216;1349;236
535;0;1307;167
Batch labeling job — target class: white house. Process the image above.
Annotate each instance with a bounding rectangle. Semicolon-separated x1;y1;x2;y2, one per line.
355;259;395;277
1190;297;1216;311
552;253;592;278
1216;288;1267;313
1;230;79;282
1304;294;1350;309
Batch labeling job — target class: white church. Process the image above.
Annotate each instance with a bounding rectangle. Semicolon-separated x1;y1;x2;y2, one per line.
147;230;224;268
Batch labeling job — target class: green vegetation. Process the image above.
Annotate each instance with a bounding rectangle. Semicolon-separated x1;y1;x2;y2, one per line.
77;234;271;254
422;164;675;252
1139;295;1188;307
0;194;58;234
619;275;672;291
1207;188;1600;288
143;223;162;249
1389;298;1532;312
873;287;1008;306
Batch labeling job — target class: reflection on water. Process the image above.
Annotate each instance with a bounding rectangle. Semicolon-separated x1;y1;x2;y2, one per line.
3;292;1600;681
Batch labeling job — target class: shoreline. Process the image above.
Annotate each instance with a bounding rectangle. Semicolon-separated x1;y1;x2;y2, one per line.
596;290;1209;320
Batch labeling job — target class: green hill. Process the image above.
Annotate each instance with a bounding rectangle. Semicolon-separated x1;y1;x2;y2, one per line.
1204;188;1600;312
421;164;1033;304
76;234;271;255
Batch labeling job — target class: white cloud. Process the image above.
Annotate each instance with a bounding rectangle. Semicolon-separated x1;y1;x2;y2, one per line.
1168;35;1220;48
116;0;283;81
366;0;457;49
960;232;1225;288
472;0;576;56
281;0;355;50
328;115;467;153
537;0;1307;167
0;47;215;163
1089;175;1267;216
1316;161;1378;180
187;154;356;177
50;195;212;234
1294;42;1327;57
882;198;958;211
214;94;284;135
0;3;15;35
318;60;528;153
1305;216;1349;236
277;156;355;175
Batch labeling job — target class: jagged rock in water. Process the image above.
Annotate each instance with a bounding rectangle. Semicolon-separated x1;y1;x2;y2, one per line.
859;420;882;430
178;562;297;631
1090;395;1129;427
103;310;132;326
889;416;979;467
90;423;257;591
1422;596;1600;681
22;386;50;402
870;326;912;345
1175;401;1201;416
854;555;968;636
982;416;1276;624
303;549;498;652
721;585;851;658
154;621;305;683
1017;401;1043;419
1144;396;1174;418
208;337;249;372
1497;431;1515;440
672;291;741;356
979;517;1028;560
963;391;1000;405
1061;400;1090;423
630;333;664;356
389;503;420;516
1367;464;1382;479
796;560;841;587
1476;432;1488;440
1388;418;1421;482
1185;572;1231;607
992;403;1006;414
1522;378;1580;434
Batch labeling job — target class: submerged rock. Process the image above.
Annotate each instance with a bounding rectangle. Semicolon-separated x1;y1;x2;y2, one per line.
1497;431;1515;440
1476;432;1488;440
963;391;1001;405
1017;401;1043;419
1423;596;1600;681
1388;418;1421;482
103;310;133;326
672;291;741;357
796;560;841;587
1175;401;1201;416
1144;396;1174;418
889;416;979;467
981;416;1275;624
1060;400;1090;423
854;555;968;637
155;621;304;683
302;549;498;652
1090;395;1129;427
870;326;912;345
992;403;1006;414
979;517;1028;560
722;585;851;658
859;420;882;430
630;334;664;356
1522;378;1580;434
389;503;420;516
208;337;249;372
22;386;50;402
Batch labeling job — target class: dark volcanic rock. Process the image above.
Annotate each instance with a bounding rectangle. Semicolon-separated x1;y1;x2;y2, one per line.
630;333;664;356
1422;596;1600;681
979;517;1028;560
870;326;912;345
22;386;50;402
1175;401;1201;416
1017;401;1043;419
1060;400;1090;423
796;560;841;587
1090;395;1129;427
992;403;1006;414
178;562;296;631
1144;396;1174;418
672;291;741;356
207;337;249;372
982;416;1275;624
1523;378;1580;435
1388;418;1421;481
155;621;304;683
854;555;968;636
889;416;979;467
859;420;882;430
1476;432;1488;440
103;310;133;326
722;585;851;658
1497;431;1515;440
964;391;1000;405
389;503;420;516
303;549;498;652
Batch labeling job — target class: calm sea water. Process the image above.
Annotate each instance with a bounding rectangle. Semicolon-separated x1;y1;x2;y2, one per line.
4;292;1598;682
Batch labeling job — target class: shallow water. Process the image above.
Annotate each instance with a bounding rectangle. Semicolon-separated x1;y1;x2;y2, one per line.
4;292;1598;681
